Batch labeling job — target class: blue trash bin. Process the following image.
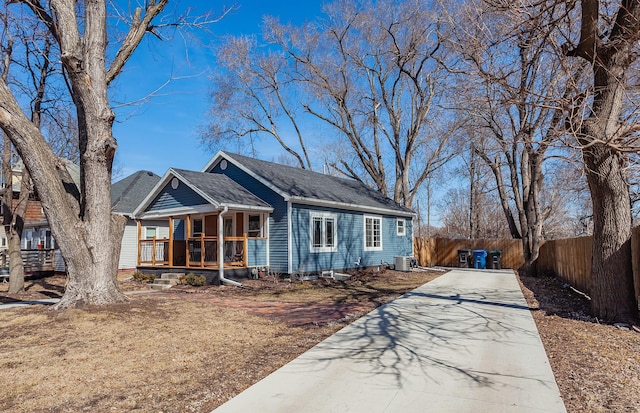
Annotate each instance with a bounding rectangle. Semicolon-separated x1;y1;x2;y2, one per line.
473;250;487;269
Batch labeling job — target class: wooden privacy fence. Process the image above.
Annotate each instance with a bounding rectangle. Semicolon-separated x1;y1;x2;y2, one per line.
415;228;640;306
414;238;524;269
536;227;640;304
536;236;592;294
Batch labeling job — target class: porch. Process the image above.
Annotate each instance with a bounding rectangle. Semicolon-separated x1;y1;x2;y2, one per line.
135;211;269;271
138;235;250;269
0;248;59;276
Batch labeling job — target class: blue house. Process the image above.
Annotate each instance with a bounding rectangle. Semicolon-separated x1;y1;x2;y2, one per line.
133;151;414;283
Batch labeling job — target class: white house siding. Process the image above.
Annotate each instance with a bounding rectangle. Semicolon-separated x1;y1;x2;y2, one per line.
119;220;139;270
119;219;170;270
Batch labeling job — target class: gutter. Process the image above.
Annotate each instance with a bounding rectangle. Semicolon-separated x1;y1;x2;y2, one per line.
218;206;242;287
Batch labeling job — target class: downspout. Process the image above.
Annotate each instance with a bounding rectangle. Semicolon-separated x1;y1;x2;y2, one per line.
218;206;242;287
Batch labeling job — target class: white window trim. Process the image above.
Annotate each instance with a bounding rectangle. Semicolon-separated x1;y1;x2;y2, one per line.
246;213;264;238
364;215;383;252
310;212;338;253
396;218;406;236
144;226;159;240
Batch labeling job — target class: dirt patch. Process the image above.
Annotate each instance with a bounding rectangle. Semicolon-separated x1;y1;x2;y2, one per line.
518;274;640;412
0;268;441;412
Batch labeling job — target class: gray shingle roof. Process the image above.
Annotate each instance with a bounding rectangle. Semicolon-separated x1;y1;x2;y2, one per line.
173;169;271;209
221;152;413;215
112;170;161;215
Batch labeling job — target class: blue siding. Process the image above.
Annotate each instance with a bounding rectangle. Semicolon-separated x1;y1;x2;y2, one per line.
210;162;289;273
291;204;413;273
247;238;268;267
147;181;208;212
173;219;185;240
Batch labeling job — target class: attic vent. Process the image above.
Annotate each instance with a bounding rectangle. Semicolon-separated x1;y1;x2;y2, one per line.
171;177;179;190
220;160;228;170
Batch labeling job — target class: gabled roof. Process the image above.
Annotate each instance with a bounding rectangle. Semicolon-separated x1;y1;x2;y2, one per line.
133;168;272;218
111;170;161;216
172;169;272;209
202;151;414;217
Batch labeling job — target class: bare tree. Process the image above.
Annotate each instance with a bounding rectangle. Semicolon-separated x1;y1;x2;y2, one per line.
448;0;583;274
481;0;640;322
204;36;313;169
438;186;511;239
1;15;80;293
206;0;457;208
0;11;44;294
562;0;640;322
0;1;220;308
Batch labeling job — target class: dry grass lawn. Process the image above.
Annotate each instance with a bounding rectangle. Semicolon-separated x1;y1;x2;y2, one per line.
5;270;637;412
519;274;640;412
0;269;441;412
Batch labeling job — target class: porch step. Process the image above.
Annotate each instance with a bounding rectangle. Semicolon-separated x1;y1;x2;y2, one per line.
148;283;173;291
161;273;184;280
148;273;185;291
154;278;179;285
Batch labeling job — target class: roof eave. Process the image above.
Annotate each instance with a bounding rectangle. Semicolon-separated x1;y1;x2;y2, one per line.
137;204;218;220
289;196;415;217
220;203;273;212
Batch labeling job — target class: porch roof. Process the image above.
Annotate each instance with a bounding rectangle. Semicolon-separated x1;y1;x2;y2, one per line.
134;168;273;219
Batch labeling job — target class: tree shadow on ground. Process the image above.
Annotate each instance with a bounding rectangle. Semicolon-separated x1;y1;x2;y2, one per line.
289;280;556;395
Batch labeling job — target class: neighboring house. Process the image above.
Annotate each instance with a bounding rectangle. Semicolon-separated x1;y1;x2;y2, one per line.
133;151;414;282
111;170;162;271
0;159;80;272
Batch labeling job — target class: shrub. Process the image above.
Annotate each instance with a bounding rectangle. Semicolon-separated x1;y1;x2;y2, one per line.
132;271;156;283
179;273;207;287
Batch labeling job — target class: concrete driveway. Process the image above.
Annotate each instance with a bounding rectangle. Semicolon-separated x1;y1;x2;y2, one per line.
213;268;566;413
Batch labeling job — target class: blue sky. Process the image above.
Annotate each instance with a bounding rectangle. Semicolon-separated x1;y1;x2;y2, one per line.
111;1;324;179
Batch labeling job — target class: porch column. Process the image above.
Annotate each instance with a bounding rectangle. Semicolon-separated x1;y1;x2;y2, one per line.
168;216;174;267
200;233;205;268
152;235;157;266
243;233;248;267
137;219;142;266
186;214;191;267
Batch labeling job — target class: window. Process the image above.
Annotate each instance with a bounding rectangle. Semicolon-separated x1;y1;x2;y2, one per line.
192;218;203;237
25;231;33;249
310;212;337;252
248;214;262;238
0;236;6;248
396;218;406;236
145;226;157;240
364;215;382;251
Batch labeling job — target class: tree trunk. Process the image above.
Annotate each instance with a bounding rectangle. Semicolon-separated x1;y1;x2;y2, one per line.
56;213;128;308
7;169;30;293
564;0;640;322
7;226;24;293
2;137;28;293
582;139;636;322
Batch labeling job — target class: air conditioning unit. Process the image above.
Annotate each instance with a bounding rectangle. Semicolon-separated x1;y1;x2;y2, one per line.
394;256;412;272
